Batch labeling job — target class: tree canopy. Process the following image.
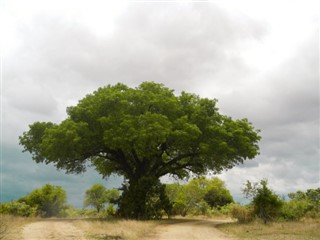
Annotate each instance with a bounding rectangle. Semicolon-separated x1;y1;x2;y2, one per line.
19;82;261;219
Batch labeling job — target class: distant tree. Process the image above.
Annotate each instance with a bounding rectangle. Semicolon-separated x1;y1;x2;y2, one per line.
243;179;282;224
305;188;320;206
288;190;306;201
203;177;233;208
84;184;119;213
20;184;67;217
204;188;233;208
19;82;261;219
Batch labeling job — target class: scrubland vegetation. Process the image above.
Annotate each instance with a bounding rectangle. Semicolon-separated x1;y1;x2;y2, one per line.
1;179;319;239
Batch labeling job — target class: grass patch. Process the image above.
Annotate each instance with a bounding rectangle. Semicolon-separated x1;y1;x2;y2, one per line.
73;218;158;240
0;214;37;240
217;218;320;240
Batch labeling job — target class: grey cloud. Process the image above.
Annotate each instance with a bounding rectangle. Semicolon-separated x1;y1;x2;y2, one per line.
8;83;58;115
6;3;266;95
216;26;319;198
3;3;266;145
102;3;266;89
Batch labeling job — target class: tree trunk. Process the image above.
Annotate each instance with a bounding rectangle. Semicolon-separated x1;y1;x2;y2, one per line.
117;176;171;219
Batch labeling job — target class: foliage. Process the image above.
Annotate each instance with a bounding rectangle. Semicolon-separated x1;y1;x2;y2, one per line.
203;188;233;208
19;82;261;219
252;182;282;224
0;201;37;217
280;199;311;220
20;184;67;217
281;188;320;220
0;185;66;218
84;184;107;213
166;177;233;216
84;184;119;213
243;179;283;224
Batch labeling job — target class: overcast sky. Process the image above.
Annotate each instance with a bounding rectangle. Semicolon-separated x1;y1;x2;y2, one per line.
1;0;319;207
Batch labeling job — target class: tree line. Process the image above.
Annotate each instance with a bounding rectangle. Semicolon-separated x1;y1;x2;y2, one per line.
0;177;232;218
1;179;319;223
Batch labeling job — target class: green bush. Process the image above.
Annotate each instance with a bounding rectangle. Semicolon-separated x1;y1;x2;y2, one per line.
0;201;37;217
219;203;235;215
106;204;117;216
190;200;210;216
205;203;234;217
20;184;67;217
280;199;311;220
230;204;254;223
166;177;234;217
281;188;320;221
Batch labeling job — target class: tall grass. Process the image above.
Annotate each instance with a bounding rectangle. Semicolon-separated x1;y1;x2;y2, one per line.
0;215;36;240
218;218;320;240
73;219;157;240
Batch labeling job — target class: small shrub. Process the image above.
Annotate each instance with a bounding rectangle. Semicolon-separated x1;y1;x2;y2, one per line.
230;204;254;223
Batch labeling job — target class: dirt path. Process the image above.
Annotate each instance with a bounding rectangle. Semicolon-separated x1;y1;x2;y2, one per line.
22;220;86;240
144;219;238;240
21;218;236;240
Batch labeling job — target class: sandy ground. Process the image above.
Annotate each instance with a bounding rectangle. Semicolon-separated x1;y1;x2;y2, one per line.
22;220;86;240
144;219;238;240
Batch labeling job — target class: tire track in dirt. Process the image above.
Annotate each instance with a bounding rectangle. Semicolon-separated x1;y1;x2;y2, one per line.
22;220;86;240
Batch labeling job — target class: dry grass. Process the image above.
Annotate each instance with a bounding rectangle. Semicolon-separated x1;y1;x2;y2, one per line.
73;218;158;240
217;218;320;240
0;215;37;240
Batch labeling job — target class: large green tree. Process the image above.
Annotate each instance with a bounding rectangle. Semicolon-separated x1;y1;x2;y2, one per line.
19;82;261;219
